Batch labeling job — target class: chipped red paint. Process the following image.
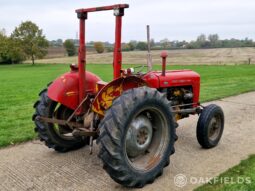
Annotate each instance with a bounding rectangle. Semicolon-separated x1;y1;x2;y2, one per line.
48;71;101;111
143;70;200;106
92;76;147;116
113;15;123;79
78;17;86;111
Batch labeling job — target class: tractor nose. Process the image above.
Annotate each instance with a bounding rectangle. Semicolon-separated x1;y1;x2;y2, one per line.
160;51;168;76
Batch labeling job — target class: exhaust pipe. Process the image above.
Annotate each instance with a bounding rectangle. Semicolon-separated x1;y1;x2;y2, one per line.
147;25;152;71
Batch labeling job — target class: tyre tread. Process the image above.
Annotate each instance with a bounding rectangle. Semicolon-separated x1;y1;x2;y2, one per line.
98;87;176;188
33;87;88;152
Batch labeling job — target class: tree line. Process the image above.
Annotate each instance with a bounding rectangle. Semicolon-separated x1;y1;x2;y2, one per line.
54;34;255;56
1;20;255;64
123;35;255;50
186;34;254;49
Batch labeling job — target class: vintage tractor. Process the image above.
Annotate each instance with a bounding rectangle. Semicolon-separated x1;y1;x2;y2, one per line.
33;4;224;188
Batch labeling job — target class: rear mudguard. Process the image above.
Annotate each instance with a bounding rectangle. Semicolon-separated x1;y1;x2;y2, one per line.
48;71;101;110
92;76;147;116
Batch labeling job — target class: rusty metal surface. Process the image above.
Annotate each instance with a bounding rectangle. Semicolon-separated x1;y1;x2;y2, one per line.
36;116;97;137
36;116;82;129
145;155;161;170
72;129;97;137
172;107;198;114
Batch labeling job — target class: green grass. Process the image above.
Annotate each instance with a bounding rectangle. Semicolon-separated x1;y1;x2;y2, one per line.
195;155;255;191
0;63;255;147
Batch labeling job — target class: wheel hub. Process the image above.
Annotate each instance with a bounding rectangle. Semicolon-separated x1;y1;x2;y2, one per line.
208;117;221;141
126;115;153;158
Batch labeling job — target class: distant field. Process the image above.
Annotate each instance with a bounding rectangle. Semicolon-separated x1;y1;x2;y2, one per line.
29;47;255;65
0;64;255;147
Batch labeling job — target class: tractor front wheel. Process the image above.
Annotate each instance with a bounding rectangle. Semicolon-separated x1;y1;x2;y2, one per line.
33;88;89;152
98;87;176;188
196;104;224;148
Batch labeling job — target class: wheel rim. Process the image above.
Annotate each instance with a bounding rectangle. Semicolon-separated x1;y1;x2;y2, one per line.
52;105;76;141
126;115;153;158
125;107;169;171
208;114;222;141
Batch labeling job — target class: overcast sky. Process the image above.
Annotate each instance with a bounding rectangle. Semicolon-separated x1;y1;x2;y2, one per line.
1;0;255;42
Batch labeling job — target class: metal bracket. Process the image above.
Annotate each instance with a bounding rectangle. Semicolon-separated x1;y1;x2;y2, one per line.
77;12;87;19
114;8;125;16
35;116;97;137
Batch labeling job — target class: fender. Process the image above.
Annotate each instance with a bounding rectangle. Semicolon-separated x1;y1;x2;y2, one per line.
48;71;101;110
92;76;147;116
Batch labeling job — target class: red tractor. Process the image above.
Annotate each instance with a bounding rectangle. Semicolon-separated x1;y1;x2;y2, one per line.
33;4;224;188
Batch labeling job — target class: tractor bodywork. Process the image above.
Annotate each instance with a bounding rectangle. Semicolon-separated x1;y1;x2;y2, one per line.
46;3;201;118
90;69;200;117
48;70;101;111
47;63;201;119
33;4;224;188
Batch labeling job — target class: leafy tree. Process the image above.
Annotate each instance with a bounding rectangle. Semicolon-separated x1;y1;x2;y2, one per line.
64;40;76;56
56;39;63;46
136;42;147;50
160;38;171;49
196;34;208;48
197;34;206;43
0;33;25;64
127;42;135;51
0;28;6;36
122;43;131;51
129;40;138;49
106;47;114;52
50;39;63;47
122;42;135;51
176;40;188;48
8;38;26;63
0;33;10;63
208;34;220;48
243;37;253;47
208;34;219;43
12;21;49;65
187;40;200;49
94;42;105;54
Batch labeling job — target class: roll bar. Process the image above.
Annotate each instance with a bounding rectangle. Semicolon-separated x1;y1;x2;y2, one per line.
76;4;129;14
75;4;129;109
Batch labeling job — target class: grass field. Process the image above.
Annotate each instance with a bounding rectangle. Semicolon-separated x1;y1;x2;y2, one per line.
29;47;255;65
195;155;255;191
0;63;255;148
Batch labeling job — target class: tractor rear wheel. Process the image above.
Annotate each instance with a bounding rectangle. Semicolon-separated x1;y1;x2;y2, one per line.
98;87;176;188
33;88;89;152
196;104;224;148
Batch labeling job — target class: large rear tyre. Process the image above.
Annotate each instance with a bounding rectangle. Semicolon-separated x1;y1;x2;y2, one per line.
196;104;224;148
33;88;89;152
98;87;176;188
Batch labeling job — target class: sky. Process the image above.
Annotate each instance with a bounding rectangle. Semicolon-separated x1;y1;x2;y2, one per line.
1;0;255;42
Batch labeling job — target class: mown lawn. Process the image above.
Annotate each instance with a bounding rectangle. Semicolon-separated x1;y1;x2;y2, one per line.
0;63;255;147
195;155;255;191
